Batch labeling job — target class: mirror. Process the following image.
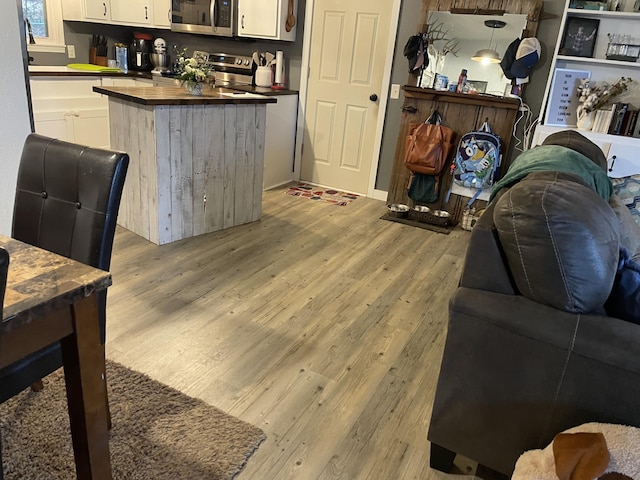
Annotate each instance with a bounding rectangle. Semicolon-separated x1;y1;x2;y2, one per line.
420;12;529;96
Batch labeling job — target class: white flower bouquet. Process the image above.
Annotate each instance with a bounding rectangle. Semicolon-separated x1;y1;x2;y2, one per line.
576;76;632;116
173;48;214;94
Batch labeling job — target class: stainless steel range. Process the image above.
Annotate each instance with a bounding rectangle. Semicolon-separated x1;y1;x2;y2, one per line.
195;50;253;86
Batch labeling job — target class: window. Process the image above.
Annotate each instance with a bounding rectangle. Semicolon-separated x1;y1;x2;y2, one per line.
22;0;65;53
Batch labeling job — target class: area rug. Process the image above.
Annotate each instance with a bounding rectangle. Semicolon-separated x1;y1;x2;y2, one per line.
1;360;265;480
284;183;360;206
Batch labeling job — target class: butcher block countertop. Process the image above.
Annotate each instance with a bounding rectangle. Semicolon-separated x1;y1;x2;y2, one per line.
93;86;278;106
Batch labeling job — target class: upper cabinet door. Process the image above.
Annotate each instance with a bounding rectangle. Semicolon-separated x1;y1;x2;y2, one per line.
84;0;111;20
238;0;296;41
111;0;152;24
152;0;171;28
238;0;278;38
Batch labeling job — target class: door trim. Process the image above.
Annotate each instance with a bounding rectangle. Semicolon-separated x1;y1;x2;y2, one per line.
293;0;402;198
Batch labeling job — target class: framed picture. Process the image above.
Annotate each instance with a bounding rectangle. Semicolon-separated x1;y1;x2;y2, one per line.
559;17;599;57
466;80;488;94
544;68;591;127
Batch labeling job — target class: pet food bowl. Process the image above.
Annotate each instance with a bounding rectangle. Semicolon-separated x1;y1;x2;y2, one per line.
426;209;452;226
387;204;410;218
408;205;431;222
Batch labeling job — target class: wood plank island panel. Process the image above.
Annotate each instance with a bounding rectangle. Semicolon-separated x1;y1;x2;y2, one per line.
108;97;267;245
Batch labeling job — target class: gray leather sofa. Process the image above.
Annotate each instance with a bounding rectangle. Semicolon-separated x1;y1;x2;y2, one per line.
427;166;640;476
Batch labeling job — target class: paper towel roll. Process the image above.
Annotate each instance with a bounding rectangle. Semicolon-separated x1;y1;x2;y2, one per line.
275;50;284;85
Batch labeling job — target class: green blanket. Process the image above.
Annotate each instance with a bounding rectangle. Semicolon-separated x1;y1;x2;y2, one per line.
490;145;613;202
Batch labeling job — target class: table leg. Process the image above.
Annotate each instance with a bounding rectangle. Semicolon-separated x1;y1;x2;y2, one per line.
61;294;113;480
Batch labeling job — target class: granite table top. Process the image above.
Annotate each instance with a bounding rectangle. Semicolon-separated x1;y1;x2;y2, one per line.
0;235;112;332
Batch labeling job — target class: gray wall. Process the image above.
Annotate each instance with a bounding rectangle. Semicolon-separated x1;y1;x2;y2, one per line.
29;0;563;195
375;0;422;191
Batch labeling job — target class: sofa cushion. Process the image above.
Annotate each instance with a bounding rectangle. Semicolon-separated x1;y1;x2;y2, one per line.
610;194;640;262
605;248;640;323
493;174;620;313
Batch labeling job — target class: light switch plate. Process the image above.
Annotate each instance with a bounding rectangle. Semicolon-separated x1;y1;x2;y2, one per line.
390;84;400;99
67;45;76;59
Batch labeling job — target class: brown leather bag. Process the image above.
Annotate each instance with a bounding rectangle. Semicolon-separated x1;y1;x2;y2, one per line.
404;111;455;175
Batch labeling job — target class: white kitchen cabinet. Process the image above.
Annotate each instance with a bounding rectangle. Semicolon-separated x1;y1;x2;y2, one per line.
264;94;298;189
84;0;111;20
152;0;171;28
111;0;151;25
237;0;297;42
534;0;640;173
30;76;111;149
62;0;111;21
62;0;169;28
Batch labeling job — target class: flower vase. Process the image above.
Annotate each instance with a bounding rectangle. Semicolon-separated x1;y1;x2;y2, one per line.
184;82;203;96
576;109;595;131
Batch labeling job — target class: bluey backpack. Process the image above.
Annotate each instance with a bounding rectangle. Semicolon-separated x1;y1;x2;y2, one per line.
448;119;501;204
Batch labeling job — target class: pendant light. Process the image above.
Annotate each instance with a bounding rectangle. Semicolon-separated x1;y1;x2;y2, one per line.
472;20;506;65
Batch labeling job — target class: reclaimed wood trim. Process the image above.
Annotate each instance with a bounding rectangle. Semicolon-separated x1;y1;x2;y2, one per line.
223;104;237;230
402;86;520;110
234;104;250;227
192;105;207;237
253;104;266;221
155;106;172;245
180;106;195;240
204;105;226;233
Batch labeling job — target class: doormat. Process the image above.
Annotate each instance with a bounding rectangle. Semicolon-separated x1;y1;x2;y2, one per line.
284;183;360;206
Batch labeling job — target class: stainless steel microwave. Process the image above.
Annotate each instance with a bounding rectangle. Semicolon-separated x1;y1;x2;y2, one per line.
171;0;236;37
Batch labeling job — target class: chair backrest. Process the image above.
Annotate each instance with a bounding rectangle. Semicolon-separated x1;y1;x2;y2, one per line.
0;247;8;318
13;134;129;273
12;133;129;341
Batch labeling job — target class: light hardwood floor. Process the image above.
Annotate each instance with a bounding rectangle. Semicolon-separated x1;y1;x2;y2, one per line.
106;185;477;480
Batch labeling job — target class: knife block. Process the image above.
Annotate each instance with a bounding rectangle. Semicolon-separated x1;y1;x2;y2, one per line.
89;47;108;66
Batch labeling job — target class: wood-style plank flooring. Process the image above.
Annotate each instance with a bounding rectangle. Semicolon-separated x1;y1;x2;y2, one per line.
106;185;477;480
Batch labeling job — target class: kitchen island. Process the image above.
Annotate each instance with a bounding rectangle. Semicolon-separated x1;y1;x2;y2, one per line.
93;85;276;245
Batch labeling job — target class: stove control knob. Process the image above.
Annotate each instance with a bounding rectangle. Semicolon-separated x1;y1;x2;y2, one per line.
236;59;242;65
244;59;250;66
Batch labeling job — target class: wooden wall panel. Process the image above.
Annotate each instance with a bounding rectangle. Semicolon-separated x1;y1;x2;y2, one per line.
387;88;519;222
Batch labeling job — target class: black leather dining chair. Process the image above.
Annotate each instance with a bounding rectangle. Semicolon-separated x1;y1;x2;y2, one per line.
0;246;10;480
0;134;129;419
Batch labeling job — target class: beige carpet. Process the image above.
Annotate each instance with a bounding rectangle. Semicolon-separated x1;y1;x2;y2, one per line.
1;360;265;479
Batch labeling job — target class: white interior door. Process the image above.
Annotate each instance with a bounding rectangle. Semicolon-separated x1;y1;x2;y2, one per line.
301;0;392;195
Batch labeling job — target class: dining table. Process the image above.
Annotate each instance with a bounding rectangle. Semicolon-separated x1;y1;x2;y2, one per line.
0;234;113;480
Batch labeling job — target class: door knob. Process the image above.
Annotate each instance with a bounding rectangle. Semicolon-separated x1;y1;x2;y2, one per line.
370;94;378;102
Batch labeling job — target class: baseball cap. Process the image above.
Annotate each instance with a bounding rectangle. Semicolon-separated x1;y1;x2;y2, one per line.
403;34;428;73
500;38;521;80
511;37;541;84
541;130;607;172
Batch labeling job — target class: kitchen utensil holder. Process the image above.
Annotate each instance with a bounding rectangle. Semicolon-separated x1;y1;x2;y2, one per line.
255;66;273;87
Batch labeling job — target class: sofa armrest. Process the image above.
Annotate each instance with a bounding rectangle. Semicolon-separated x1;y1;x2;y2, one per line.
428;287;627;475
459;202;516;295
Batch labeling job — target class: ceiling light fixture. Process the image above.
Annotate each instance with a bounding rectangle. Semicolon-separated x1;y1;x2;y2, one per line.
472;20;507;65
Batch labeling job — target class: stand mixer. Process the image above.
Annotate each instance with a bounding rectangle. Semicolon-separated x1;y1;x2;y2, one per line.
150;38;171;75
